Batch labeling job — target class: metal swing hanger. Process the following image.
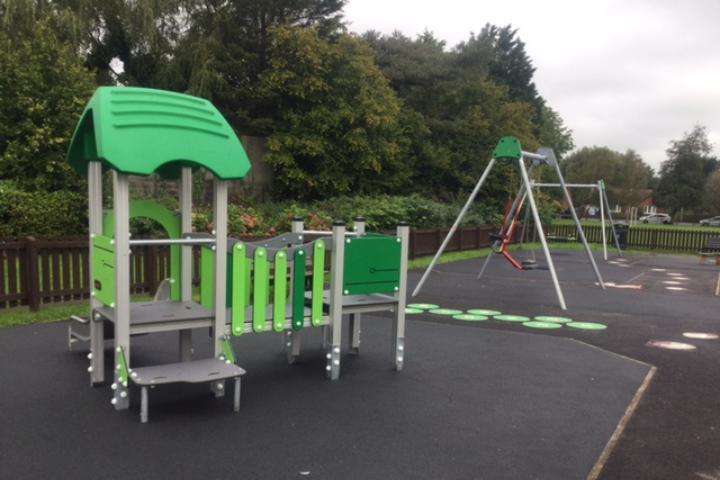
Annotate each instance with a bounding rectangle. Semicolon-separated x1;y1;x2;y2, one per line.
411;136;605;311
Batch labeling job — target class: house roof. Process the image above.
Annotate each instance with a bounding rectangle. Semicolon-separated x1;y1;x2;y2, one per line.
66;87;251;180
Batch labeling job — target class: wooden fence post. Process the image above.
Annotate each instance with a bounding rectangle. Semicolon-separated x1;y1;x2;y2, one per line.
145;246;158;295
25;236;40;311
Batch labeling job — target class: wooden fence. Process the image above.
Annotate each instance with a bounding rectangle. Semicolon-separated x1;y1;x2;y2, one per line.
2;223;716;310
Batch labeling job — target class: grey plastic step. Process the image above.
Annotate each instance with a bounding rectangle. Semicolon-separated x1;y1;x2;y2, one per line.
131;358;245;386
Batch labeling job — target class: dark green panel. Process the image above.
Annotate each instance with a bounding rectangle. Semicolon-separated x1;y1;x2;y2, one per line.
343;235;401;295
292;249;307;330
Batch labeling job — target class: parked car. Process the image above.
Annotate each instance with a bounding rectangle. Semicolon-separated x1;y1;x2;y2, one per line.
699;216;720;227
639;213;672;225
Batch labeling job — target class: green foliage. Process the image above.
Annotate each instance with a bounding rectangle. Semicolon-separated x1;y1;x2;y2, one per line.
656;125;718;214
0;12;95;191
0;182;87;237
561;146;654;206
260;27;406;199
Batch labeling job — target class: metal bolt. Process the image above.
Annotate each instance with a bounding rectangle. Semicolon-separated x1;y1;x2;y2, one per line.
120;391;127;398
326;353;332;359
333;360;339;366
111;398;117;405
217;383;224;390
286;342;292;347
325;366;331;371
398;345;404;352
111;383;117;390
333;347;340;353
87;353;93;360
87;366;93;373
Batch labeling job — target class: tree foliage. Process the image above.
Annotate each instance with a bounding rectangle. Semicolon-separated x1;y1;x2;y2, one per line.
260;27;404;199
0;6;95;191
655;125;718;213
562;146;654;206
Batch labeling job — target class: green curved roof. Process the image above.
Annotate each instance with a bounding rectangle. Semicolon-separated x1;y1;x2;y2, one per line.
67;87;251;180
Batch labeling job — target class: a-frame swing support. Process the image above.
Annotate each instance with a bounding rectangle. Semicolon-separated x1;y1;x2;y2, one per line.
412;136;605;311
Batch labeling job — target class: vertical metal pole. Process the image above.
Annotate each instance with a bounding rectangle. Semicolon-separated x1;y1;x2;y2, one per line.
413;158;496;296
599;181;608;261
112;172;131;409
286;217;303;363
349;217;365;355
140;386;148;423
233;377;241;412
179;167;193;361
551;161;605;289
211;180;228;397
394;223;409;371
88;162;104;385
518;159;567;310
326;221;345;380
601;181;623;256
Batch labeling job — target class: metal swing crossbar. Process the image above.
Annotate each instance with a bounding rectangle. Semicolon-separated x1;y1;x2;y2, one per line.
412;136;606;311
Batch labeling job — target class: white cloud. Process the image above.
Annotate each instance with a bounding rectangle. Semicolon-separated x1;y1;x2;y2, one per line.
344;0;720;169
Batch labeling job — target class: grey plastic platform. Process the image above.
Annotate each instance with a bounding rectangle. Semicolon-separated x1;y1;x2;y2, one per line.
131;358;245;423
306;291;398;314
95;301;214;334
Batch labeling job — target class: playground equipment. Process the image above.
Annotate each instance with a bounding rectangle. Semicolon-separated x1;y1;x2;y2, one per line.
413;137;605;310
66;87;409;422
530;179;622;261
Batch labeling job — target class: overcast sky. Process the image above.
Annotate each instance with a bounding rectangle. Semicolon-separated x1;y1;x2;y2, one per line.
344;0;720;170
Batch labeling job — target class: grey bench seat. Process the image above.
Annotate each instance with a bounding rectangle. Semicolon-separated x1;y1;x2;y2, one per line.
131;358;245;423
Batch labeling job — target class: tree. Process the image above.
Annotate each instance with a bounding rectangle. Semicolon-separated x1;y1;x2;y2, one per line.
562;147;654;206
259;27;406;200
0;11;95;191
703;169;720;214
655;125;718;213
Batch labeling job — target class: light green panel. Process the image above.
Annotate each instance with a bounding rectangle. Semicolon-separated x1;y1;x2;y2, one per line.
492;136;522;160
311;241;325;326
343;235;402;295
92;234;116;307
252;248;269;332
221;336;236;363
200;247;215;310
116;346;129;387
231;243;248;336
273;250;288;332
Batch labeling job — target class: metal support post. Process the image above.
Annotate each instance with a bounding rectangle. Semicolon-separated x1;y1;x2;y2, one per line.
601;181;623;256
326;221;346;380
112;172;131;409
518;159;567;310
233;377;241;412
179;167;193;361
348;217;366;355
413;158;497;296
551;161;605;289
211;180;228;397
140;386;148;423
394;223;409;371
286;217;304;363
599;180;608;261
88;162;104;385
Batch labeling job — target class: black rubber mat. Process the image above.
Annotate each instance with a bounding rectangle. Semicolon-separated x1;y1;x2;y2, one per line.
0;313;649;480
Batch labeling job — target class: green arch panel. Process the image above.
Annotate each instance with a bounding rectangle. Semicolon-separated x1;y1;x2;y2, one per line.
103;200;182;301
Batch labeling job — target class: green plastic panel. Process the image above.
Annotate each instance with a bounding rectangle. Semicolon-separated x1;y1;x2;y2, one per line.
453;314;489;321
67;87;251;180
104;200;182;301
92;234;115;307
405;308;424;314
253;248;269;333
200;247;232;310
566;322;607;331
534;316;573;324
494;315;530;322
407;303;439;310
231;243;248;336
311;241;325;326
292;249;307;330
273;250;288;332
429;308;463;315
116;346;129;387
468;309;502;316
221;336;236;363
523;321;562;329
343;235;401;295
492;136;522;160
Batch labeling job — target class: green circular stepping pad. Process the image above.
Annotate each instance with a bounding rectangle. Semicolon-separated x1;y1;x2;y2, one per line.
407;303;439;310
429;308;464;316
452;314;489;321
566;322;607;331
523;321;563;329
405;308;424;314
534;316;573;324
494;315;530;322
467;309;502;316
